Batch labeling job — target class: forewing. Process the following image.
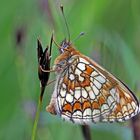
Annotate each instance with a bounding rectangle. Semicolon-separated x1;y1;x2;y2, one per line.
55;55;139;124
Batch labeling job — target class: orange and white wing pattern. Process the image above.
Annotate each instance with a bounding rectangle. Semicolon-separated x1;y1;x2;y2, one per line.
52;55;139;124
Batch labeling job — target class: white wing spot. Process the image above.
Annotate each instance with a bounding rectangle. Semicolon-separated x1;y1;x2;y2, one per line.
92;109;100;122
72;110;82;117
122;106;127;114
82;88;88;98
60;89;66;97
57;96;64;110
77;63;86;71
95;75;106;84
124;92;131;98
79;58;89;64
74;89;81;100
66;93;74;103
62;83;66;89
135;106;139;114
75;87;81;90
83;108;92;117
124;115;130;120
93;79;102;89
89;91;95;100
102;118;108;122
131;101;136;109
109;118;115;122
69;74;75;81
110;88;120;103
117;112;123;118
72;111;83;124
92;86;99;96
117;118;123;122
79;75;84;82
107;96;115;107
75;68;82;75
91;71;98;77
75;68;84;82
127;103;133;113
101;104;109;112
93;109;100;116
110;88;116;94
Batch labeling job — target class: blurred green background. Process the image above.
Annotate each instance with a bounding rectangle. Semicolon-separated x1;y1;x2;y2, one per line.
0;0;140;140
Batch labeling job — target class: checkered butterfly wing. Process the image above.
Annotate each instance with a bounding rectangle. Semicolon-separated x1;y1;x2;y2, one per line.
55;55;139;124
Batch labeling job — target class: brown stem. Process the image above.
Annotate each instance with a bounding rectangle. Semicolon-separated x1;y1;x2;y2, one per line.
131;115;140;140
40;86;45;102
81;125;91;140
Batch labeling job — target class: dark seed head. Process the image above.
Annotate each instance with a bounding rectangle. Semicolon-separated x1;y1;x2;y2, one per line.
37;39;51;101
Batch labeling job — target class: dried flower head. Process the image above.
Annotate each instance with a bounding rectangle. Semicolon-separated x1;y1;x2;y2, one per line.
37;39;52;101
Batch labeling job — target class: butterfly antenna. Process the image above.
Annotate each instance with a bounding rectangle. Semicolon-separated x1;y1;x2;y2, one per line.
72;32;85;43
60;4;71;42
52;36;61;49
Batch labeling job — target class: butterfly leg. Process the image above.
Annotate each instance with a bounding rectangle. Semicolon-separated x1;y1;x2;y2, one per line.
39;65;56;73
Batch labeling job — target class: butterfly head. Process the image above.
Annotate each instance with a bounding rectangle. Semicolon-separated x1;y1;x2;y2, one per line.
53;41;80;73
59;39;70;53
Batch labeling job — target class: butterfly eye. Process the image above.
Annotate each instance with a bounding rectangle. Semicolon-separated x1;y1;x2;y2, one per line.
60;40;70;53
58;60;67;67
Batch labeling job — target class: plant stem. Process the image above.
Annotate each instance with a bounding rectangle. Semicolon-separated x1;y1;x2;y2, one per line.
131;115;140;140
81;125;91;140
31;98;42;140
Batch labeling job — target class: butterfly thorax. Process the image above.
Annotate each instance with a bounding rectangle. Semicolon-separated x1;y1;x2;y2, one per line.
54;44;80;73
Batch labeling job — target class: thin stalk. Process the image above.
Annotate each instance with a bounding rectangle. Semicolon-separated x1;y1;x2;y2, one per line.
131;114;140;140
131;86;140;140
81;125;91;140
31;98;42;140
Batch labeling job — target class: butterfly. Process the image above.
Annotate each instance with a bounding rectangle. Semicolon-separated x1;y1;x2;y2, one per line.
45;39;140;124
44;5;139;125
